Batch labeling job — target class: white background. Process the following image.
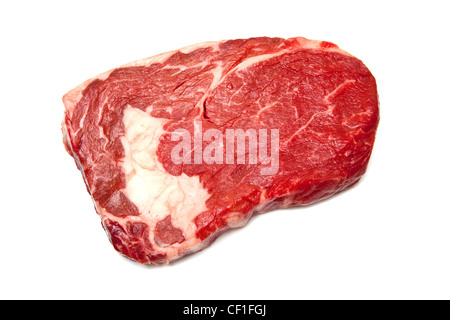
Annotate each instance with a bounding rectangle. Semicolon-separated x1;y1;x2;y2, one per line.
1;0;449;300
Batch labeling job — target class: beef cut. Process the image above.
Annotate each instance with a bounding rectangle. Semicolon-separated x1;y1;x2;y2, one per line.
62;37;379;264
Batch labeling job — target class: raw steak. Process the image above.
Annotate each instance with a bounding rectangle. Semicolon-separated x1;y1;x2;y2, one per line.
62;37;379;264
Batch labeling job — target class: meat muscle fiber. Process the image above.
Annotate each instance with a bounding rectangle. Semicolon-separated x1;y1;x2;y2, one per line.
62;37;379;264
